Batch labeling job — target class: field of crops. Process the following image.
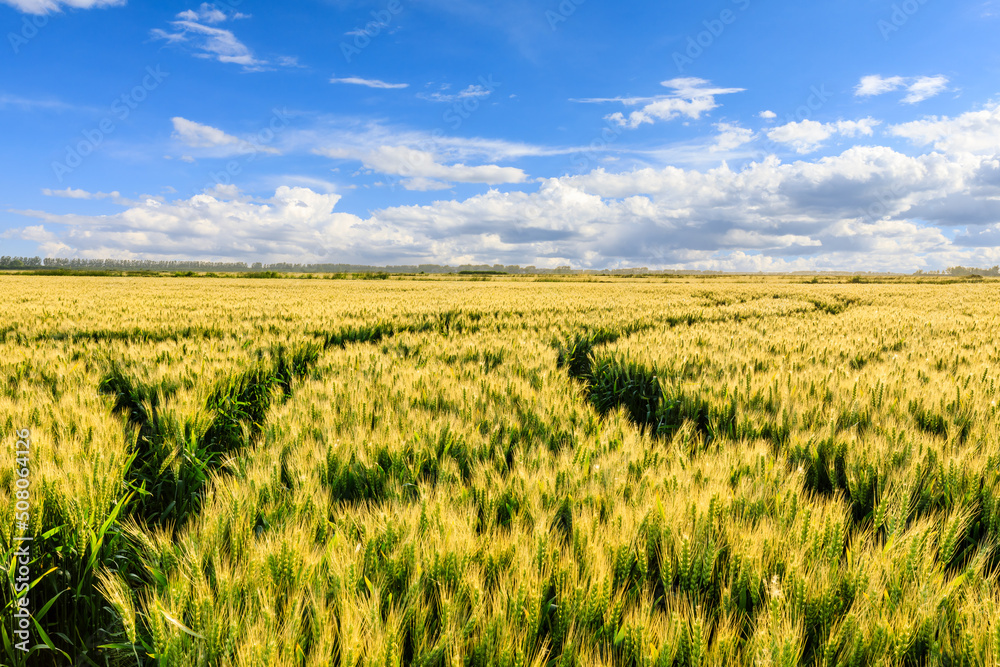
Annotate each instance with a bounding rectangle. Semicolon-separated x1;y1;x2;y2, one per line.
2;275;1000;666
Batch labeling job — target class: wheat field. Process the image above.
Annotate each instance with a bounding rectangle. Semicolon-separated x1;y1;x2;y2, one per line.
2;275;999;666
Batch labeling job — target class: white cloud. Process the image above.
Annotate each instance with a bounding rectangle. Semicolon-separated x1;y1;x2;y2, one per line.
0;0;123;14
767;118;880;154
330;77;409;89
152;21;264;69
345;20;395;37
15;139;1000;271
296;118;574;168
11;187;370;262
576;78;744;129
42;187;121;201
417;83;493;104
176;3;229;23
834;119;881;139
266;175;342;194
317;145;528;190
21;96;1000;272
767;121;836;154
171;117;281;156
890;102;1000;155
902;76;950;104
151;8;269;71
149;28;185;44
149;115;578;177
0;94;77;111
854;74;949;104
710;122;754;152
855;75;906;97
758;110;777;120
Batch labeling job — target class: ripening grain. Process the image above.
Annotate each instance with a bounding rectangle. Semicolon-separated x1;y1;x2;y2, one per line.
2;275;999;667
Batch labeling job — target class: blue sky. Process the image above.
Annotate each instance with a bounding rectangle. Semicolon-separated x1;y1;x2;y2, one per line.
2;0;1000;270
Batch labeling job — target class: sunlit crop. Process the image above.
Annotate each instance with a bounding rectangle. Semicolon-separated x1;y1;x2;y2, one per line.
2;274;999;666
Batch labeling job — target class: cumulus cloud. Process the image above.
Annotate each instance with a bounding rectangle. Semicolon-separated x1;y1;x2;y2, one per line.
890;102;1000;155
10;187;369;262
330;77;408;89
767;121;837;155
854;74;949;104
767;118;880;154
13;141;1000;271
171;117;281;156
759;110;777;120
710;122;754;152
17;97;1000;272
0;0;123;14
575;78;744;129
317;145;528;190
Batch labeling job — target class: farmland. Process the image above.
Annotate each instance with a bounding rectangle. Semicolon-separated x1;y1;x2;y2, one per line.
2;275;1000;666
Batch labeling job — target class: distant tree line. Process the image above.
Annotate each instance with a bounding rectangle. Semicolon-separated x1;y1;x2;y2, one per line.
0;256;44;269
943;266;1000;277
2;256;998;276
0;256;569;274
0;257;641;275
